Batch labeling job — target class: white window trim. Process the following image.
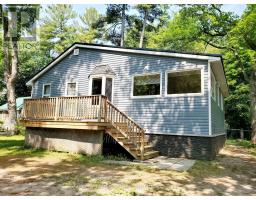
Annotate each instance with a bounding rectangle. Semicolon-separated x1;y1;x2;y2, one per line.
208;61;212;136
164;67;204;97
131;72;162;99
65;81;78;96
42;83;51;98
211;69;217;101
220;92;224;111
217;86;221;107
88;74;115;102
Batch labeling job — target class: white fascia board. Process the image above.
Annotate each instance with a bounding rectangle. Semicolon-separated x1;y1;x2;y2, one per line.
209;60;229;97
26;43;221;85
76;44;221;61
26;45;77;86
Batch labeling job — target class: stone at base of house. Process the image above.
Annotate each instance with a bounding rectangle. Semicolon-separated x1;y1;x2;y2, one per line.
147;133;226;160
25;127;103;155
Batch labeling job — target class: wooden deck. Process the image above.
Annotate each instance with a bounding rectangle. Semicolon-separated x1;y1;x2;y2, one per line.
21;95;159;160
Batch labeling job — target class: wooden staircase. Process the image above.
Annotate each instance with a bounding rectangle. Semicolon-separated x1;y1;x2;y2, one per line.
105;100;159;160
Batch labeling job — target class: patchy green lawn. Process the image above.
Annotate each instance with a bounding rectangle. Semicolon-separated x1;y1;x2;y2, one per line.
0;135;255;195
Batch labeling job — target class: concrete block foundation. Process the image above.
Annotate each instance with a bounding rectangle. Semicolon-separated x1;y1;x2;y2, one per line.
25;127;103;155
147;134;226;160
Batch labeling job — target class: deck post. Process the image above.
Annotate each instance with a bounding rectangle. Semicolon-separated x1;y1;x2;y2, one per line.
21;100;26;119
98;95;102;122
54;98;60;121
104;97;107;122
140;131;144;160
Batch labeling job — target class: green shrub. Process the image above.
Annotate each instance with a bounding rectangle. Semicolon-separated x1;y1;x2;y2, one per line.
226;139;255;148
15;125;25;135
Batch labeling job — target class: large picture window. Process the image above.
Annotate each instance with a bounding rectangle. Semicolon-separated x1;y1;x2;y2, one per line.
166;69;202;95
66;82;77;96
42;84;51;97
133;74;161;96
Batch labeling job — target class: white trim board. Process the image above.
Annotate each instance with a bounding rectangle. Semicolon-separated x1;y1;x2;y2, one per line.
145;132;226;138
26;43;222;86
208;61;212;136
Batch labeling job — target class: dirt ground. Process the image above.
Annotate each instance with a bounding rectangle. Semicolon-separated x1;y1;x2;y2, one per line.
0;137;255;195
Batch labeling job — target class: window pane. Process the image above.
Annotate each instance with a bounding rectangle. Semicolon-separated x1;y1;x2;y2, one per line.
106;78;112;101
92;78;102;95
134;74;160;96
43;85;50;96
167;70;201;94
67;83;76;96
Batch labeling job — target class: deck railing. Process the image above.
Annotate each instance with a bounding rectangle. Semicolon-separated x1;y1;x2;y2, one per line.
21;95;145;158
22;95;106;121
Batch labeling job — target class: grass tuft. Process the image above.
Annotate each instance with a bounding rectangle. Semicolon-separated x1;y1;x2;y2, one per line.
226;139;255;148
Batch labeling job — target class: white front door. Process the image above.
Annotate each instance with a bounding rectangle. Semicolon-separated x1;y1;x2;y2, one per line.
89;76;114;102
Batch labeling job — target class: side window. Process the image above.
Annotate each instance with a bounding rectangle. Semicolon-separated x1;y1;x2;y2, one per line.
66;82;77;96
133;74;161;97
42;84;51;97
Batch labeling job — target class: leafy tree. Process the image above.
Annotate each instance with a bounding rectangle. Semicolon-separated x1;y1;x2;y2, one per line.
147;13;204;52
134;4;169;48
77;7;100;43
179;5;238;49
224;51;251;131
40;4;77;55
228;5;256;142
0;4;39;134
95;4;130;46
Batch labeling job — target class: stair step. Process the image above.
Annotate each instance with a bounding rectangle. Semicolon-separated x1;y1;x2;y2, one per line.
130;145;153;152
122;141;150;147
114;122;128;126
138;151;159;160
117;136;140;140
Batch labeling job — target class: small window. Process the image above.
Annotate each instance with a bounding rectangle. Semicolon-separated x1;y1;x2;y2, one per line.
43;84;51;97
66;82;77;96
167;69;201;95
133;74;161;96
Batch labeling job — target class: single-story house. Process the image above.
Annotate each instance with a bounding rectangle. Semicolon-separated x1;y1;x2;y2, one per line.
0;97;30;122
21;43;228;160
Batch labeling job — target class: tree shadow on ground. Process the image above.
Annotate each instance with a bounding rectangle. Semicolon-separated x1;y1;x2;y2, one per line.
0;138;255;196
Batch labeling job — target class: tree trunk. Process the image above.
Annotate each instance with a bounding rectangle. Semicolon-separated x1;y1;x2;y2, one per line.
2;8;18;135
251;68;256;144
120;4;125;47
139;10;147;48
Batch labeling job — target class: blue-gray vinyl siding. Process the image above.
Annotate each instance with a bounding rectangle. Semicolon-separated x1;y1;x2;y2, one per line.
211;98;225;135
32;48;210;136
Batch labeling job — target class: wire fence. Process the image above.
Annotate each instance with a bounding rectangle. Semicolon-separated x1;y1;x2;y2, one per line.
226;128;252;140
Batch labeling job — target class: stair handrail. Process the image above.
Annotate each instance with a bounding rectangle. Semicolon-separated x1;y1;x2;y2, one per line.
105;99;144;160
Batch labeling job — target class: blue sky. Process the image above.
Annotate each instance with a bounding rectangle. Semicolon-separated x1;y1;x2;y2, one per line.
42;4;247;17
